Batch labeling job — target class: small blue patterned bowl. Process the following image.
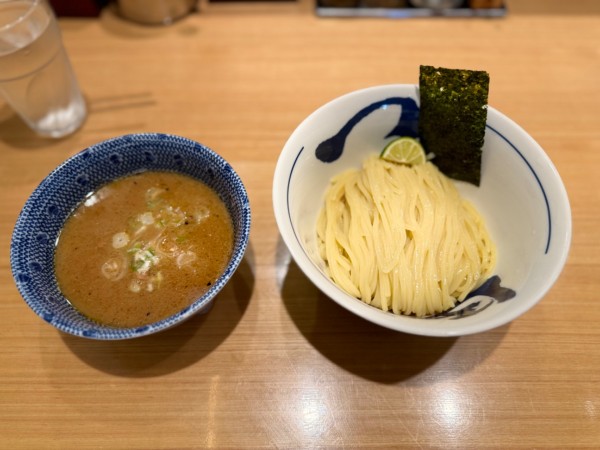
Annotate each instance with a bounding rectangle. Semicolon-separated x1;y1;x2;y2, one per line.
11;133;251;340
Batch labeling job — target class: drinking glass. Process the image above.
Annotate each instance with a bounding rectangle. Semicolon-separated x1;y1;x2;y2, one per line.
0;0;87;138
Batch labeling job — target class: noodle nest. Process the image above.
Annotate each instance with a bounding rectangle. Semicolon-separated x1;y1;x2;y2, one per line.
317;155;496;317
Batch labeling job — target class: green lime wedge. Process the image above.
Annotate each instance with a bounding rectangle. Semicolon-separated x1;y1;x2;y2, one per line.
380;137;426;166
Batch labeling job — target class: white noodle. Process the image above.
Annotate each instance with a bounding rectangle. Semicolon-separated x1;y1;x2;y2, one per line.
316;155;496;317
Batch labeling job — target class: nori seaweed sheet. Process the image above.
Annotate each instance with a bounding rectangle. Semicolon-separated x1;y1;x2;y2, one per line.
418;65;489;186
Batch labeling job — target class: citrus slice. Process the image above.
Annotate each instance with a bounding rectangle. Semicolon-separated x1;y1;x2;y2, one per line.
380;137;426;166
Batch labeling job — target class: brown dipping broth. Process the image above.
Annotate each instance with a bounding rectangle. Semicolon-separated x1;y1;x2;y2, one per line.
54;171;234;328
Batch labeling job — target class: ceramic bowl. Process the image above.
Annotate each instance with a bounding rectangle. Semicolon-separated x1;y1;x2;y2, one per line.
11;133;251;340
273;84;571;337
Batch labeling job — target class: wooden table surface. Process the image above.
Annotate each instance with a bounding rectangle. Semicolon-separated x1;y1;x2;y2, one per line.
1;1;599;448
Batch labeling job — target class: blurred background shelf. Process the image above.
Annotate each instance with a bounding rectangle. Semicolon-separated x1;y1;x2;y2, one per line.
48;0;506;19
316;0;506;18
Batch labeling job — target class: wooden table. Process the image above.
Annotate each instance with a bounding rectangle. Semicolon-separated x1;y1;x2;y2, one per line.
1;1;599;448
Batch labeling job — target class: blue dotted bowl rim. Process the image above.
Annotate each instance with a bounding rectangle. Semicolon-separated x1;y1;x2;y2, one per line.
10;133;251;340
